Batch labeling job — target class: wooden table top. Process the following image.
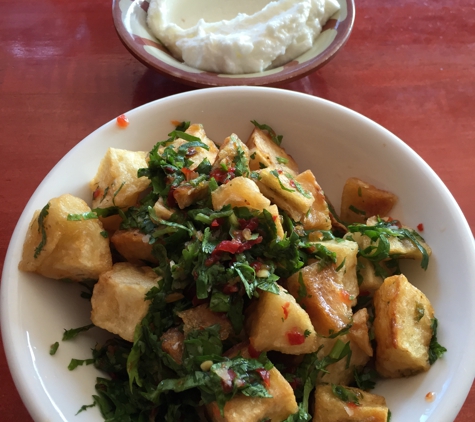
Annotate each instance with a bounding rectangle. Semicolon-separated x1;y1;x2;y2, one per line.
1;0;474;420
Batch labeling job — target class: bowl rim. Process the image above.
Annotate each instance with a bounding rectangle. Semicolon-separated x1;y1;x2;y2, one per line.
111;0;355;87
2;86;475;422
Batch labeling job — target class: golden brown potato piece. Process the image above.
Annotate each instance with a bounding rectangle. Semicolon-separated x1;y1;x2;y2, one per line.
177;304;234;341
19;194;112;281
349;308;373;357
90;148;150;231
211;134;250;176
152;197;175;220
296;170;332;231
90;262;161;342
254;167;314;221
247;285;319;355
340;177;398;224
173;180;209;209
312;239;359;307
373;274;434;378
349;216;432;263
313;384;389;422
320;340;369;386
161;327;185;365
110;229;156;265
211;176;271;211
158;123;219;171
207;343;298;422
246;126;299;175
265;204;285;240
286;263;352;336
356;257;385;295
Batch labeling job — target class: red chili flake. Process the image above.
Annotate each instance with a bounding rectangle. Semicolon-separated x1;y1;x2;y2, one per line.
210;167;236;184
167;187;177;208
93;188;102;200
220;369;236;394
272;215;278;221
211;219;221;228
289;378;301;390
116;114;129;128
340;289;352;305
417;223;424;232
289;180;296;188
212;237;263;256
181;167;198;181
223;284;239;294
277;169;283;174
250;261;263;272
213;239;242;254
347;402;359;409
255;368;271;387
282;302;291;320
286;329;306;345
186;147;196;157
238;217;259;232
205;255;220;267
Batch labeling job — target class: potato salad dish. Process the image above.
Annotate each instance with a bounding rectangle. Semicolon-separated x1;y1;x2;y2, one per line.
18;120;446;422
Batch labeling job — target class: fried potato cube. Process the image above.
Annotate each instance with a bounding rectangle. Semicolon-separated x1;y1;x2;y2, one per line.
158;123;219;171
255;167;314;221
266;204;285;240
91;262;161;342
312;239;359;307
350;216;432;262
152;196;175;220
90;148;150;209
211;134;250;176
110;229;156;265
286;264;352;336
19;194;112;281
207;343;298;422
246;126;299;175
211;176;271;211
317;333;371;386
313;384;389;422
340;177;398;224
373;274;434;378
349;308;373;357
247;285;319;355
295;170;331;231
173;180;209;209
356;257;384;294
161;327;185;365
177;304;234;341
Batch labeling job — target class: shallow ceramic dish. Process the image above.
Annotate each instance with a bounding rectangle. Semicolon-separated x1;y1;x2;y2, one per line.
112;0;355;87
2;87;475;422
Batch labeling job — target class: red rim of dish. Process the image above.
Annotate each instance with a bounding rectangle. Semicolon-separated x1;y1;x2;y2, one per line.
112;0;355;88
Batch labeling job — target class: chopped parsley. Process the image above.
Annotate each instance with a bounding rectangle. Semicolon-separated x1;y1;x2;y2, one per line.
331;384;361;405
428;318;447;364
348;218;430;270
49;342;59;356
34;203;50;258
251;120;283;146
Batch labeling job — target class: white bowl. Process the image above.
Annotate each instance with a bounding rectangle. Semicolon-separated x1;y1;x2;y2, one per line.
2;87;475;422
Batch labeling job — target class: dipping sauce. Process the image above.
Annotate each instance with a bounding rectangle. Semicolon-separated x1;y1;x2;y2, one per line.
147;0;340;74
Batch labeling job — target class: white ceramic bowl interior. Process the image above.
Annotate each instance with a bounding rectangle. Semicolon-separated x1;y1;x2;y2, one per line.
2;87;475;422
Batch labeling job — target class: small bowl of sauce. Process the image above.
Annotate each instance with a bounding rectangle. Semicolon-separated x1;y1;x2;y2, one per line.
112;0;355;87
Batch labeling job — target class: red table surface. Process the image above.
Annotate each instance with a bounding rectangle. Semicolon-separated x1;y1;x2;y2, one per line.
1;0;474;420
